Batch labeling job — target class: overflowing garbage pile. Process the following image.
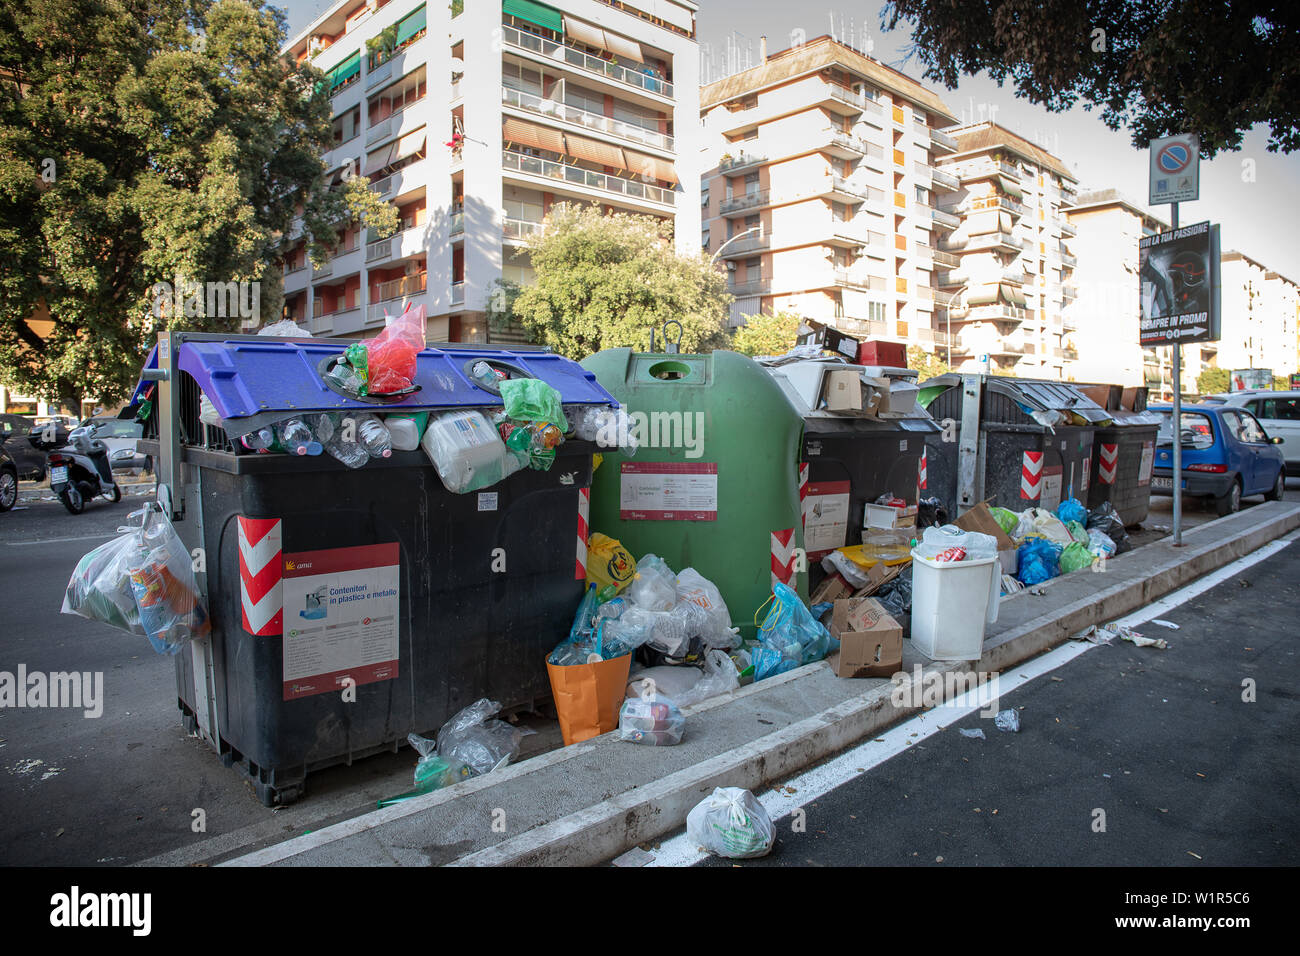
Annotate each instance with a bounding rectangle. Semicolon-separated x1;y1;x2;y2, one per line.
200;304;637;485
992;498;1130;589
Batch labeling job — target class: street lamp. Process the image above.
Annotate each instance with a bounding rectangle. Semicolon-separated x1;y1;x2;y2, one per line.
710;226;762;267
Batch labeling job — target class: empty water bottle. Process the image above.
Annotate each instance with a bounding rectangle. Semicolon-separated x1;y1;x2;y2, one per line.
470;360;506;391
307;412;337;444
276;418;322;456
327;361;363;395
324;434;369;469
356;414;393;458
233;425;275;452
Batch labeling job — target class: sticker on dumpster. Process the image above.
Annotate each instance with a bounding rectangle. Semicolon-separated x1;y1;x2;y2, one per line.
478;492;498;511
803;481;850;557
1021;451;1044;499
1099;444;1119;484
239;517;283;636
280;543;400;701
619;462;717;521
771;528;798;588
1080;455;1090;494
1138;442;1154;485
1039;466;1064;512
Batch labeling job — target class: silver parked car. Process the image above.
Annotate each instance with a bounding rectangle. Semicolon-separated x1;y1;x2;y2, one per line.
1222;390;1300;476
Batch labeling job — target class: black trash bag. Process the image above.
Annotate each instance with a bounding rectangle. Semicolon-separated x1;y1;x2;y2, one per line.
874;565;913;638
637;635;707;669
916;496;949;530
1086;501;1131;554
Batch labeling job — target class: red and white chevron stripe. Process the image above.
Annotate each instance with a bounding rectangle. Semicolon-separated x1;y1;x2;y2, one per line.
798;463;809;529
917;448;928;492
1021;451;1044;499
575;486;590;580
238;516;283;636
1099;443;1118;484
771;527;797;589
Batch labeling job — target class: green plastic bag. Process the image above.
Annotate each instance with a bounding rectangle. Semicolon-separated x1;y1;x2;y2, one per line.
344;342;370;397
1065;520;1090;545
500;378;567;429
989;506;1019;536
505;425;556;471
1059;541;1095;574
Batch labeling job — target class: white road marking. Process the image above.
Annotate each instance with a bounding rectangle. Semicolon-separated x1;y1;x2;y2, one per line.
643;533;1297;867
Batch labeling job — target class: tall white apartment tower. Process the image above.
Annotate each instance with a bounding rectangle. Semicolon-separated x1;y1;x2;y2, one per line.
282;0;701;343
933;122;1080;377
699;35;961;351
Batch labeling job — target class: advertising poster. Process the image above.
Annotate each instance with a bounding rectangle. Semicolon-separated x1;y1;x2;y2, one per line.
280;543;400;701
1139;221;1220;346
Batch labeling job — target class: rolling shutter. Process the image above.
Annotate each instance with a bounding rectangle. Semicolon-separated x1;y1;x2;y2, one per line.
502;117;564;152
564;131;627;169
504;0;564;34
394;6;427;45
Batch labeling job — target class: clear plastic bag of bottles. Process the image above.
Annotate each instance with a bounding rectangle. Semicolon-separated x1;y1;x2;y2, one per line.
618;685;685;746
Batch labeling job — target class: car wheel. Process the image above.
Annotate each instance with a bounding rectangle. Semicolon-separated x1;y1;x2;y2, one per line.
1265;468;1285;501
0;470;17;512
1214;478;1242;517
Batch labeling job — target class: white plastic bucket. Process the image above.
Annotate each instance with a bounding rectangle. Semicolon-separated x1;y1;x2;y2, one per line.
909;551;998;661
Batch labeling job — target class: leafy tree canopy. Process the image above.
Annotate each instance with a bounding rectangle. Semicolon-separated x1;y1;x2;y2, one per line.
0;0;397;408
907;344;953;382
731;310;800;358
509;203;732;359
882;0;1298;155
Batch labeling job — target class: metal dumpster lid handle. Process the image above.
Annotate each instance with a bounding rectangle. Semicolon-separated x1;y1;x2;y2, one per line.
662;320;683;354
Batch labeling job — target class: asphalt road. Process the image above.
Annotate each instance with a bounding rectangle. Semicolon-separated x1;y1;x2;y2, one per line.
1;479;1295;866
697;531;1300;868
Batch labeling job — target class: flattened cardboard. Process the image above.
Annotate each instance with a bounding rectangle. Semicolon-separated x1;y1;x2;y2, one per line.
811;572;852;605
829;597;903;679
954;500;1016;551
823;369;863;411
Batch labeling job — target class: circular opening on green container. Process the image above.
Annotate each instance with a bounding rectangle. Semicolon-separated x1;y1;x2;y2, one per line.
648;361;690;381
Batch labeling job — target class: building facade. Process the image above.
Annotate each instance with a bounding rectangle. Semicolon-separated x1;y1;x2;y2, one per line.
932;123;1079;376
1214;252;1299;380
281;0;700;342
698;36;960;351
1062;189;1170;389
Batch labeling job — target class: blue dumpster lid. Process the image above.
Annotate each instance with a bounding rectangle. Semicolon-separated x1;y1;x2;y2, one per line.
134;336;616;421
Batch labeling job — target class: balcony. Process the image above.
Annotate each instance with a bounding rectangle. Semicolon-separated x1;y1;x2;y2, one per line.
823;85;874;116
368;281;426;322
502;150;675;208
503;217;543;243
1060;252;1077;268
819;128;868;160
961;304;1027;323
728;278;770;297
450;281;464;306
932;290;959;307
815;176;869;203
930;128;958;152
943;231;1022;254
931;248;960;268
958;159;1022;182
366;34;427;92
501;23;674;101
936;269;964;287
927;206;960;230
450;208;464;237
1063;348;1079;361
502;86;674;153
366;158;425;202
929;166;960;191
916;326;951;348
718;150;766;174
366;237;393;263
719;189;770;215
1060;220;1078;237
837;317;890;339
716;234;770;258
312;259;334;280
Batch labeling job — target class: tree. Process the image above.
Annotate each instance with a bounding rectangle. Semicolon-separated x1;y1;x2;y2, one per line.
907;344;952;382
731;311;800;357
0;0;397;410
509;203;732;358
881;1;1299;155
1196;366;1230;395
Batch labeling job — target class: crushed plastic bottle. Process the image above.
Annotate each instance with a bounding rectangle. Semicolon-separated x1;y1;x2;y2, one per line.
232;425;275;452
324;432;370;469
326;361;363;394
307;412;337;444
276;418;322;456
355;413;393;458
470;360;507;391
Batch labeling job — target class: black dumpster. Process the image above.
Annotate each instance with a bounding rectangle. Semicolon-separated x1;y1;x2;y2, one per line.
765;358;940;590
134;332;616;805
919;374;1112;516
1076;384;1161;526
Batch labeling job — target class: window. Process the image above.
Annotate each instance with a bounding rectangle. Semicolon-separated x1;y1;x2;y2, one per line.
701;228;710;250
744;171;760;193
1237;411;1267;443
868;301;887;323
503;61;543;96
916;185;928;203
1256;397;1300;421
744;257;761;281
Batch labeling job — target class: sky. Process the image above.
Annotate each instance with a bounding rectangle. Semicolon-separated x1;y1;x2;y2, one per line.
273;0;1299;277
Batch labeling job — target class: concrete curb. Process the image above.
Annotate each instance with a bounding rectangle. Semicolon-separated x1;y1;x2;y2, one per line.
450;502;1300;867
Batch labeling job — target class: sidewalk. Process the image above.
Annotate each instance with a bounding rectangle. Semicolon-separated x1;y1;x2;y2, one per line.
142;501;1300;868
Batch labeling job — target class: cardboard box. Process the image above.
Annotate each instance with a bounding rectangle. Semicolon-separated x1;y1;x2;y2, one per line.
810;573;852;605
823;368;863;411
798;320;860;360
861;375;893;417
954;500;1017;574
863;503;918;531
828;597;903;679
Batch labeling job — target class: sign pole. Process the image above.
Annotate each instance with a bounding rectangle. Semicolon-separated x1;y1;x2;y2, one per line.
1170;202;1182;547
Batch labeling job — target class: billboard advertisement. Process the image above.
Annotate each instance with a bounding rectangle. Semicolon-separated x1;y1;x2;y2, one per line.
1231;369;1273;392
1138;220;1220;346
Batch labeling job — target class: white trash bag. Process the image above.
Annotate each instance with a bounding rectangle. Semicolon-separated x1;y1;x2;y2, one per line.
686;787;775;859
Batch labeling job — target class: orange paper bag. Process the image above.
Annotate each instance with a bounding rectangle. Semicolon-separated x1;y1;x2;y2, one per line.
547;655;632;746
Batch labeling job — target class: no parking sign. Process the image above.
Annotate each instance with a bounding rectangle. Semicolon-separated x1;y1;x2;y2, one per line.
1149;133;1199;204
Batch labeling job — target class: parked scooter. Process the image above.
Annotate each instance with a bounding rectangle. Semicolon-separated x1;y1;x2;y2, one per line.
41;423;122;514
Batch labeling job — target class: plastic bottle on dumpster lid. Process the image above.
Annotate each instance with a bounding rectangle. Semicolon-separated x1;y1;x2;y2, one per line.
276;418;322;456
233;425;275;452
307;412;337;444
324;422;370;470
422;410;523;494
470;360;507;391
355;413;393;458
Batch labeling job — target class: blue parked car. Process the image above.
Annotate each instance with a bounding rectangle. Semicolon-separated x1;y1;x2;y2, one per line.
1149;403;1286;516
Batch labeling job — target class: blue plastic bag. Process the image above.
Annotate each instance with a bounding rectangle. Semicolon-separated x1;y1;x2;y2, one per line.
1017;538;1063;586
751;645;799;681
753;582;839;678
1056;498;1087;525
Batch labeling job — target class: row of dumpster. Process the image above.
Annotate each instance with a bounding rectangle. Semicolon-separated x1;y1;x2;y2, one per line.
87;325;1160;804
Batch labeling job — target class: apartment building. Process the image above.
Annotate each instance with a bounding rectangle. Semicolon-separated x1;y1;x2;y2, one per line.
699;35;960;352
281;0;700;342
1062;189;1170;389
1215;251;1299;379
932;123;1080;376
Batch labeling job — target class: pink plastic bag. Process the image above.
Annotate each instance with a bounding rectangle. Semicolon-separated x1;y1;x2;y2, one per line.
367;304;426;393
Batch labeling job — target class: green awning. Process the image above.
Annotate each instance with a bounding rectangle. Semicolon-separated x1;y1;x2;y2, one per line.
504;0;564;34
331;51;360;87
395;5;427;45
